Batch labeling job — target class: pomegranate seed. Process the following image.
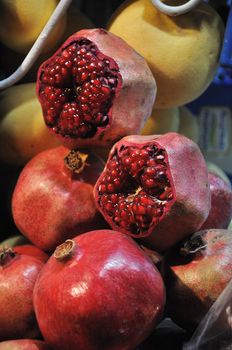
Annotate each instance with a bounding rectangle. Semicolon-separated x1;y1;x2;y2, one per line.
39;39;120;139
97;144;174;235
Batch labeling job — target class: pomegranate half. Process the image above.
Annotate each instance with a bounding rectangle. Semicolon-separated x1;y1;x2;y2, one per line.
36;28;156;149
94;132;211;252
33;230;166;350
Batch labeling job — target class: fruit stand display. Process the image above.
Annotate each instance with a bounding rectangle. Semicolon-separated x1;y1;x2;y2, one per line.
0;0;232;349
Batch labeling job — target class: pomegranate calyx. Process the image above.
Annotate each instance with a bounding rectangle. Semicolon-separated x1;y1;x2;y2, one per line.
180;235;207;256
0;246;16;265
54;239;76;261
64;149;89;174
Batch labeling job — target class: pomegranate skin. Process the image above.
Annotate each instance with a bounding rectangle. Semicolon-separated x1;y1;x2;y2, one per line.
12;146;106;252
33;230;166;350
164;229;232;331
0;339;52;350
36;28;156;149
200;172;232;230
0;244;48;340
94;132;211;252
13;245;49;262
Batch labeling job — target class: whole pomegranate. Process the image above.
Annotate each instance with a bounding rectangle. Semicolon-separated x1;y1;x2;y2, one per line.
200;172;232;230
0;244;48;340
94;132;211;252
0;339;52;350
33;230;166;350
164;229;232;331
36;28;156;149
12;146;106;252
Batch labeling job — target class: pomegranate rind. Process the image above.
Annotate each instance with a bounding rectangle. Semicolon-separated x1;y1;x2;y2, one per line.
94;132;211;252
12;146;106;252
165;229;232;330
0;245;47;340
200;172;232;230
36;28;156;149
33;230;166;350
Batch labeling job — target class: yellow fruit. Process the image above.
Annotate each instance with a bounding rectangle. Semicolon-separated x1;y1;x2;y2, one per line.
0;83;60;165
108;0;224;108
0;5;94;82
0;0;66;53
178;106;199;143
141;107;180;135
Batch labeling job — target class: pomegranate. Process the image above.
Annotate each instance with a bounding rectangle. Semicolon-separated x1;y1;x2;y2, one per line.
164;229;232;331
12;146;106;252
33;230;166;350
0;339;52;350
94;132;211;252
0;244;48;340
200;172;232;230
36;28;156;149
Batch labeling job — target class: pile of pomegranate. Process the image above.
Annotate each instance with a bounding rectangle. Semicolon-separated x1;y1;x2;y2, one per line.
0;28;232;350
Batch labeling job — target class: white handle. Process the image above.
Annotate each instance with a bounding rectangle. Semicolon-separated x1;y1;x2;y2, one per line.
151;0;202;16
0;0;72;91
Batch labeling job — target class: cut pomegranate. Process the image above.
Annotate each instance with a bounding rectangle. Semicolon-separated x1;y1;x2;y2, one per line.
36;29;156;149
94;133;211;252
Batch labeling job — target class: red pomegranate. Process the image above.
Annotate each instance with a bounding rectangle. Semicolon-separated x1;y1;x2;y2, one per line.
36;28;156;149
0;244;48;340
94;132;211;252
164;229;232;331
200;172;232;230
12;146;106;252
33;230;166;350
0;339;52;350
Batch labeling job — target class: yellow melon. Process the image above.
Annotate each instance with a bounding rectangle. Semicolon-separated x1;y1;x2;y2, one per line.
108;0;224;109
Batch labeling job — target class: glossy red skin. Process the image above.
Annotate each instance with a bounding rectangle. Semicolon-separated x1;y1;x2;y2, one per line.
200;172;232;230
94;132;211;252
14;245;49;263
0;245;48;340
165;229;232;331
0;339;52;350
33;230;166;350
12;146;106;252
36;28;157;149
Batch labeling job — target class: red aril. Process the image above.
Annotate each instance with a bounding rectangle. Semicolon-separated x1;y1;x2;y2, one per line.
33;230;166;350
94;132;211;252
0;244;48;340
164;229;232;331
36;28;156;149
12;146;106;252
